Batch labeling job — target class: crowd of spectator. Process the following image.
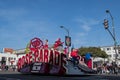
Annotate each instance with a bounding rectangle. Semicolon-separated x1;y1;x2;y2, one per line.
93;62;120;74
0;64;16;71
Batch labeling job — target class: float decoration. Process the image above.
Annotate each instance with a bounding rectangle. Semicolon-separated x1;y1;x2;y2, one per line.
17;37;96;75
30;37;43;49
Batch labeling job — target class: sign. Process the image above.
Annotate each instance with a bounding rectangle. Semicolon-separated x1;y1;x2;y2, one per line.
3;48;13;53
65;36;71;46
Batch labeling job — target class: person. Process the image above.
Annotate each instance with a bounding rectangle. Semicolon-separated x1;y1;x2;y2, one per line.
70;49;79;66
44;39;48;49
54;38;64;50
63;47;68;54
85;53;92;69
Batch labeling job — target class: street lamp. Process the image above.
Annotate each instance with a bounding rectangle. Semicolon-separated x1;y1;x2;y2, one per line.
106;10;115;37
60;26;70;58
103;10;117;64
60;26;69;36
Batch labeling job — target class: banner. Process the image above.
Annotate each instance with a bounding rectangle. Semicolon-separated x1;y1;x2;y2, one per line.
65;36;71;47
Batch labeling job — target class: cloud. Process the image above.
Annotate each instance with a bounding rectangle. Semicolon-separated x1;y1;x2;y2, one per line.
0;7;58;49
0;8;27;21
76;32;86;37
0;7;53;36
72;37;87;48
72;17;100;48
82;25;91;32
70;32;87;48
75;17;100;32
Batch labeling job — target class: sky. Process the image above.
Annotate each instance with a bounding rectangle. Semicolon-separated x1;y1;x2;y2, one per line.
0;0;120;51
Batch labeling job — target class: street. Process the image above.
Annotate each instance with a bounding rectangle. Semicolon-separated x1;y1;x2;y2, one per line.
0;71;120;80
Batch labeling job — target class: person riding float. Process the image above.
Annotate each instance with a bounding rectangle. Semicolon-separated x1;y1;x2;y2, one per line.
70;49;79;66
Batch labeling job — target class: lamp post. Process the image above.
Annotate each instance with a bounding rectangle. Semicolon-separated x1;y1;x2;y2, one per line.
103;10;117;64
60;26;69;37
60;26;70;58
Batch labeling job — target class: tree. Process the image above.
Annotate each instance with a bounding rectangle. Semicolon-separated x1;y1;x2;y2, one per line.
78;47;108;58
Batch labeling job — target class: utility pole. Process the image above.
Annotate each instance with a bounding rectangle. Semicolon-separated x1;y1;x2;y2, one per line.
103;10;117;64
60;26;71;58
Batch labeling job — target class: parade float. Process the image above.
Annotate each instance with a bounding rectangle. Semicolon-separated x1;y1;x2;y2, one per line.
17;37;96;75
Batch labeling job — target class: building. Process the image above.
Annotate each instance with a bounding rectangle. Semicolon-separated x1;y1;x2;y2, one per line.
0;52;17;66
100;45;120;65
13;48;26;59
0;48;25;68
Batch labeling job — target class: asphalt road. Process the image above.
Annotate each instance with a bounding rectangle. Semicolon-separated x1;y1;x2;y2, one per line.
0;71;120;80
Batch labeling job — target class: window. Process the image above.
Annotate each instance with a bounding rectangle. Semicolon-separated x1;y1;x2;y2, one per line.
107;48;111;51
1;57;6;64
11;57;13;60
2;57;6;61
8;57;10;61
113;47;116;50
108;55;111;57
113;54;117;58
118;48;120;54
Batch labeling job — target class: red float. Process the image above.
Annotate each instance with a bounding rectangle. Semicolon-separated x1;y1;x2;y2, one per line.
17;37;96;75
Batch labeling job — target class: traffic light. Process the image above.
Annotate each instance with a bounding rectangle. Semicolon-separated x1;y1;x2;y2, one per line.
103;19;109;29
65;36;71;47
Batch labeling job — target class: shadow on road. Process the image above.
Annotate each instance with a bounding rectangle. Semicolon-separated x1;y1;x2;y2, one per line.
0;71;120;80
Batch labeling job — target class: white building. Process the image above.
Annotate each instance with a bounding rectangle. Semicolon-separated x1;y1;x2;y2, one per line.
0;52;17;66
100;45;120;65
0;48;26;67
13;48;26;59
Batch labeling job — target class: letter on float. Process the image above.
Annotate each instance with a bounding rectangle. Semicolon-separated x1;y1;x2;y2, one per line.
44;49;49;63
17;58;21;70
61;54;67;67
39;49;43;62
25;54;29;64
49;50;54;65
54;51;60;66
34;50;39;62
29;52;32;63
21;56;25;67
